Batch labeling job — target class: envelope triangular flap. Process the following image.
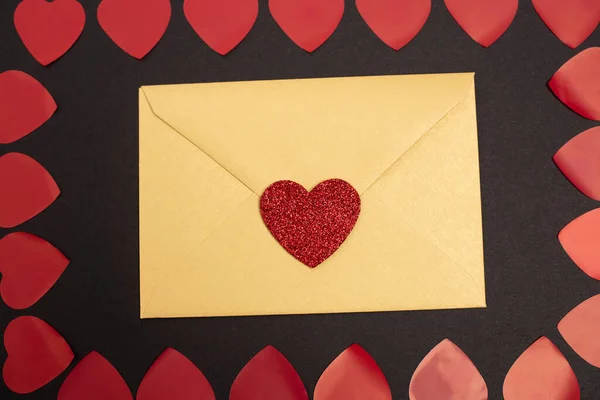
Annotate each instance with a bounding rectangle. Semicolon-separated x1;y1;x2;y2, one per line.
141;73;474;194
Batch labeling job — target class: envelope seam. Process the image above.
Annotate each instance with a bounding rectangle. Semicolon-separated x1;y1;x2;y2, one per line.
140;88;256;195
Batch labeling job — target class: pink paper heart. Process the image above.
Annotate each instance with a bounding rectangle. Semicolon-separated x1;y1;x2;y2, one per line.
559;295;600;368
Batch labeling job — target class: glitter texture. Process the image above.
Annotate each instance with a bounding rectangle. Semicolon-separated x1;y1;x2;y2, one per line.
260;179;361;268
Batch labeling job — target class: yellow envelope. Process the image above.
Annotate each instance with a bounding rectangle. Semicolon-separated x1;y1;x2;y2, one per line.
139;73;485;318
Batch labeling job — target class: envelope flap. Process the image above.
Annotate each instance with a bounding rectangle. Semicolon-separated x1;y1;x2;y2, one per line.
141;73;474;194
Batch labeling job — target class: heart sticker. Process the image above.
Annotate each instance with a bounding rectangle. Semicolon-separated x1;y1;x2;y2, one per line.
97;0;171;59
444;0;518;47
137;348;215;400
58;352;132;400
533;0;600;48
260;179;360;268
184;0;258;55
0;232;69;310
0;153;60;228
269;0;344;52
14;0;85;66
356;0;431;50
0;70;57;144
3;316;74;394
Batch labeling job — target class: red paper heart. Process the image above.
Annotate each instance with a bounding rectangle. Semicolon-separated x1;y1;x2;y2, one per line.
269;0;344;52
260;179;360;268
549;47;600;121
230;346;307;400
137;348;215;400
314;344;391;400
14;0;85;66
3;316;74;394
356;0;431;50
0;153;60;228
97;0;171;59
184;0;258;55
554;127;600;201
558;208;600;280
409;339;488;400
0;70;57;144
444;0;518;47
533;0;600;48
0;232;69;310
58;352;132;400
503;337;580;400
559;294;600;368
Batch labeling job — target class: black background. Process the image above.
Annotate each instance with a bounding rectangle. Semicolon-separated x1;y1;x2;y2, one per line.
1;0;599;398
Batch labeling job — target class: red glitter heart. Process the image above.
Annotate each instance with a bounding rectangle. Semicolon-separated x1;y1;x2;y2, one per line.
260;179;360;268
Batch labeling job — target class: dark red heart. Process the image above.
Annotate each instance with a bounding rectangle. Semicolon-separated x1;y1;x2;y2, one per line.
0;70;57;144
97;0;171;59
444;0;518;47
0;232;69;309
58;352;132;400
137;348;215;400
260;179;360;268
269;0;344;52
533;0;600;48
0;153;60;228
356;0;431;50
14;0;85;66
184;0;258;55
3;316;74;394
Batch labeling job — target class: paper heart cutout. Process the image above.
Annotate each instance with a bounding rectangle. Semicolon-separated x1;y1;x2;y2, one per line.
97;0;171;59
356;0;431;50
554;126;600;201
559;294;600;368
0;70;57;144
269;0;344;52
549;47;600;121
137;348;215;400
409;339;488;400
14;0;85;66
184;0;258;55
230;346;307;400
558;208;600;280
260;179;360;268
58;352;132;400
444;0;518;47
503;337;580;400
314;344;391;400
533;0;600;48
0;232;69;309
3;316;74;394
0;153;60;228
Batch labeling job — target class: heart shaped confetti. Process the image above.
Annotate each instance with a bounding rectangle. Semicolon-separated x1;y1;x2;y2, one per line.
503;337;580;400
0;232;69;310
0;153;60;228
444;0;518;47
230;346;307;400
58;352;132;400
97;0;171;59
559;294;600;368
184;0;258;55
269;0;344;52
137;348;215;400
3;316;74;394
260;179;360;268
533;0;600;48
409;339;488;400
14;0;85;65
559;208;600;280
549;47;600;121
314;344;391;400
554;126;600;201
0;70;57;144
356;0;431;50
